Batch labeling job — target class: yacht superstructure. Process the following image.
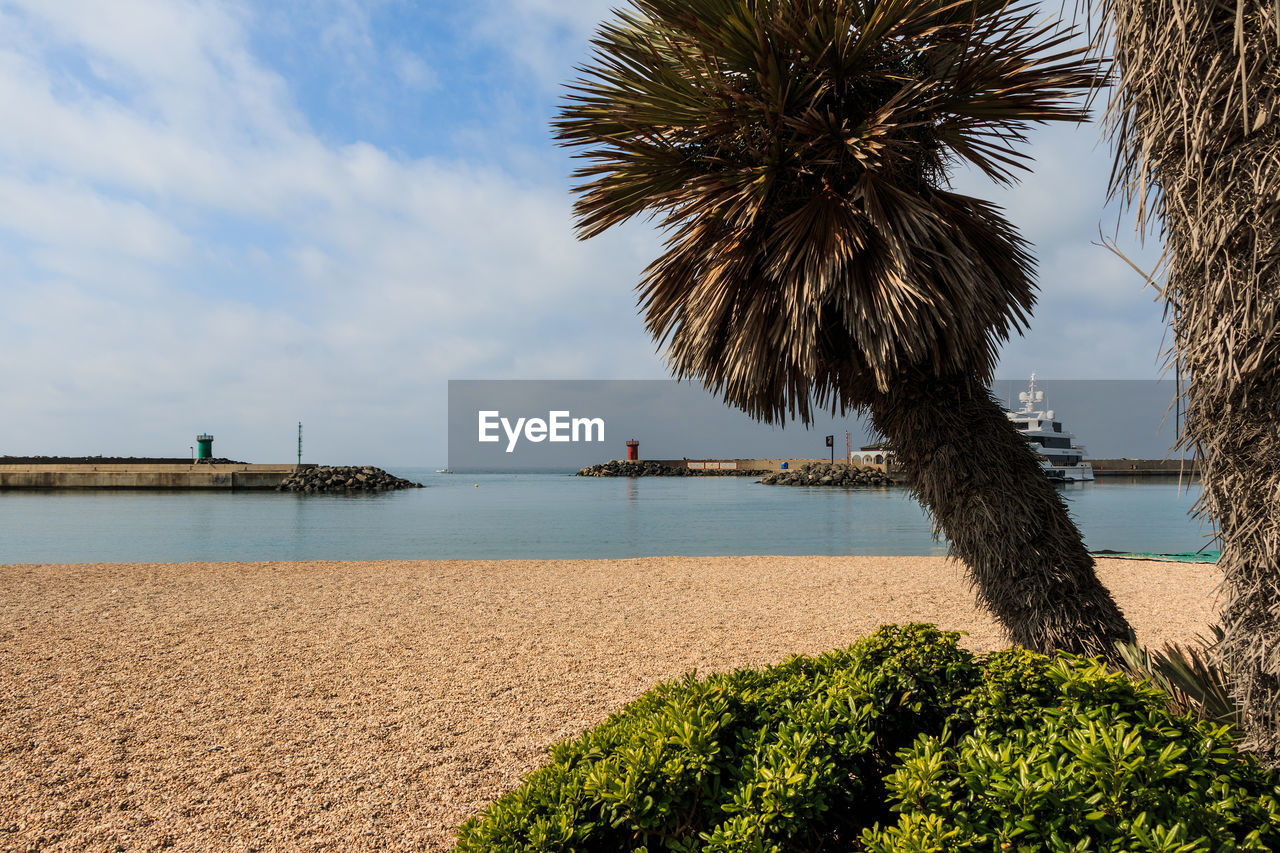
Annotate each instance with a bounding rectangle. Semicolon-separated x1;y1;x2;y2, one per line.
1007;374;1093;482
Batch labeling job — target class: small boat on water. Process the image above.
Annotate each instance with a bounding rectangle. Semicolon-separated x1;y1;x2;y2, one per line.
1006;374;1093;482
435;468;453;474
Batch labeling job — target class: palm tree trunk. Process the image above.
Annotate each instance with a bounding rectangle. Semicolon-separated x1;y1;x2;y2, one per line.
1195;390;1280;760
868;372;1133;658
1096;0;1280;761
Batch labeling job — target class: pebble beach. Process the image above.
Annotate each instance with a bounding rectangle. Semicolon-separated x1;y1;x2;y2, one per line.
0;556;1220;852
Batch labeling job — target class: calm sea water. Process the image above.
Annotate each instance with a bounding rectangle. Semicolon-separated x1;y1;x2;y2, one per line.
0;469;1213;565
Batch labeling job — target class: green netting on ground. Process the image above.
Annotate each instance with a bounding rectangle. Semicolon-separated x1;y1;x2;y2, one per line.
1090;549;1220;563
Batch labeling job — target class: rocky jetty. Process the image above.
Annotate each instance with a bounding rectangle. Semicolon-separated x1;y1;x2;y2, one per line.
576;460;767;478
276;465;423;493
760;462;894;487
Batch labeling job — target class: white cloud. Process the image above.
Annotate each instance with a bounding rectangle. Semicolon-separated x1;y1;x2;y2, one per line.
0;0;666;464
949;119;1168;380
395;52;437;91
468;0;618;87
0;0;1171;467
0;175;190;263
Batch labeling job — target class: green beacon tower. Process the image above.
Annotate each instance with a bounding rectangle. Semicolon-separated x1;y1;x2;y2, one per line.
196;434;214;460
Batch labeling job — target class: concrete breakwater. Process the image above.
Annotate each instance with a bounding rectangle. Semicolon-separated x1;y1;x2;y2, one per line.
276;466;423;493
0;462;423;491
575;459;895;486
1089;458;1201;477
760;462;894;487
0;455;247;465
0;463;301;490
577;460;768;477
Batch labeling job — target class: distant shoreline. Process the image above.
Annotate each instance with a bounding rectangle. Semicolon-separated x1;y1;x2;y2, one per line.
0;455;246;465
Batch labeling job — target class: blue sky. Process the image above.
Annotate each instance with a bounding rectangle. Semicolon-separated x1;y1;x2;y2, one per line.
0;0;1167;467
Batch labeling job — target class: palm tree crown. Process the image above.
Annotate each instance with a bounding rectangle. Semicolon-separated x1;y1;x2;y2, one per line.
556;0;1103;423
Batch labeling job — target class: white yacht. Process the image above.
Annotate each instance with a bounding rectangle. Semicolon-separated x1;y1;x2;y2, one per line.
1007;374;1093;482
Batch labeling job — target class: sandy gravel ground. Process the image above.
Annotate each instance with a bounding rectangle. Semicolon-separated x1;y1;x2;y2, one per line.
0;556;1220;852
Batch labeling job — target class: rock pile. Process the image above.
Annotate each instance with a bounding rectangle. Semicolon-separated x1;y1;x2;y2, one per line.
760;463;894;487
576;460;766;478
276;465;423;493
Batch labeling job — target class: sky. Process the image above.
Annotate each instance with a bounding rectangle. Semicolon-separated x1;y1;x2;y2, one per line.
0;0;1169;467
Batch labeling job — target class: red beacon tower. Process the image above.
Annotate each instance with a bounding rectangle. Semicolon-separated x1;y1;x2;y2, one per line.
625;439;640;461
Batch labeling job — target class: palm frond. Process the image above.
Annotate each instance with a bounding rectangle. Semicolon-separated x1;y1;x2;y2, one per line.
556;0;1105;422
1115;626;1240;727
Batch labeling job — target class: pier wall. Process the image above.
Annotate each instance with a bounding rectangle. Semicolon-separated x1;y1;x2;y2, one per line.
647;457;1198;477
1090;458;1200;477
0;464;310;490
652;457;868;473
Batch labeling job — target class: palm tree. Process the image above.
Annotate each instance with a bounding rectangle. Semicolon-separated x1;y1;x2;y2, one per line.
555;0;1133;657
1090;0;1280;759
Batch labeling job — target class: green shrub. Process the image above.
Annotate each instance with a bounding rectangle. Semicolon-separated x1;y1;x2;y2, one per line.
453;625;1280;853
866;655;1280;852
455;624;974;852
